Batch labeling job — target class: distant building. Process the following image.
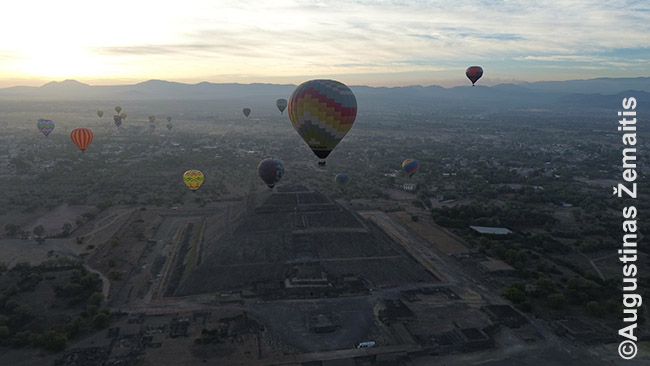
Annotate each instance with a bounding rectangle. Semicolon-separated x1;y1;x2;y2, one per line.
403;182;417;191
469;226;512;235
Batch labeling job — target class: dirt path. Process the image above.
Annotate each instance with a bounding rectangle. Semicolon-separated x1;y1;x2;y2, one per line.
81;209;133;243
577;249;605;281
84;264;111;300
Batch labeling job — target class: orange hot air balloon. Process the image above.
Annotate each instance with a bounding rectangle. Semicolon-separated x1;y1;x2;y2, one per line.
70;128;94;153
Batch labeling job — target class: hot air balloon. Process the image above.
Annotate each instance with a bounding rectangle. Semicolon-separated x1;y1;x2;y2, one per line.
148;116;156;123
115;106;122;114
243;108;251;117
335;173;350;187
70;128;94;153
36;119;55;137
402;159;419;177
288;79;357;166
97;110;104;118
166;123;173;131
120;112;127;120
257;158;284;189
183;170;204;192
167;116;172;122
113;115;123;127
466;66;483;86
276;99;287;114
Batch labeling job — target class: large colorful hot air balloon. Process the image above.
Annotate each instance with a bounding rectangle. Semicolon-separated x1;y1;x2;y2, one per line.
70;128;94;153
148;115;156;123
288;79;357;166
402;159;420;177
97;110;104;118
335;173;350;187
36;119;55;137
466;66;483;86
166;123;173;131
167;116;172;122
243;108;251;117
115;106;122;114
113;115;123;127
183;170;204;192
257;158;284;189
276;99;287;114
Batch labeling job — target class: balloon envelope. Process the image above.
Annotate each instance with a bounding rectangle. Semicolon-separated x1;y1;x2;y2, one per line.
113;115;123;127
97;110;104;118
257;158;284;189
115;106;122;113
120;112;127;119
288;79;357;160
166;123;173;131
276;99;287;114
37;119;55;137
148;116;156;123
465;66;483;85
402;159;420;177
183;170;204;191
335;173;350;186
70;128;94;152
243;108;251;117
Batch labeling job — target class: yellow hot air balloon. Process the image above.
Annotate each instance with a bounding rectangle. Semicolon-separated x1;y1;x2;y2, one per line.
183;170;204;191
288;79;357;166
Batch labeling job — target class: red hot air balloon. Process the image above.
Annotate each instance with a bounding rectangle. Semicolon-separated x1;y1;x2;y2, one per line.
466;66;483;86
70;128;94;153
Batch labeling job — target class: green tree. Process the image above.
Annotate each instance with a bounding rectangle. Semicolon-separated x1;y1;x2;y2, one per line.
5;223;22;238
64;316;86;337
92;313;109;329
547;293;567;309
61;223;72;236
0;325;10;339
535;277;556;297
504;287;525;304
35;330;67;352
89;292;104;306
33;224;45;238
586;301;604;317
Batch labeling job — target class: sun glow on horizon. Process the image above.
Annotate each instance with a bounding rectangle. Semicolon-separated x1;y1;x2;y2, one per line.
0;1;648;87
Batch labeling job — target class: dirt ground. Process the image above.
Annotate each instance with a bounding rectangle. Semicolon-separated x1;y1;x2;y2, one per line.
0;237;80;267
24;204;96;235
391;211;470;255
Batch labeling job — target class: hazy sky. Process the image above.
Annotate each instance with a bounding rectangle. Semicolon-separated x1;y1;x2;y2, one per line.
1;0;648;87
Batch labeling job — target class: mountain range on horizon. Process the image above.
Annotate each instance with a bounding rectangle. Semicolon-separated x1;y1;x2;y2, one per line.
1;77;648;111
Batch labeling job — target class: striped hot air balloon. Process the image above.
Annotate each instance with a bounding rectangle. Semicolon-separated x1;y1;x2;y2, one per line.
288;79;357;165
402;159;420;178
36;119;55;137
70;128;94;153
465;66;483;86
183;170;204;192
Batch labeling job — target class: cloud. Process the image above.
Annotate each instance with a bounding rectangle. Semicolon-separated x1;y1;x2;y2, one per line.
1;0;649;84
